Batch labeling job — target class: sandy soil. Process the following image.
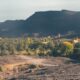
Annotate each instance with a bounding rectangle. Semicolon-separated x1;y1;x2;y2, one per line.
0;55;80;80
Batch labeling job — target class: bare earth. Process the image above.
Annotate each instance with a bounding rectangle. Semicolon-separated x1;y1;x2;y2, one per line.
0;55;80;80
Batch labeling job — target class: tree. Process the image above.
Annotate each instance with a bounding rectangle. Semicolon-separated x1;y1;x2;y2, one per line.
73;42;80;59
62;42;74;57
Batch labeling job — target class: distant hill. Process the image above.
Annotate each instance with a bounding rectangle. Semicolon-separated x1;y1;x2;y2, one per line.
0;10;80;37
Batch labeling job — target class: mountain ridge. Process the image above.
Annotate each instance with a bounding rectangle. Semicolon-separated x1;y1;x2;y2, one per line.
0;10;80;37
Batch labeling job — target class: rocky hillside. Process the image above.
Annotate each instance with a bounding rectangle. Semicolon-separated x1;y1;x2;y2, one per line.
0;10;80;37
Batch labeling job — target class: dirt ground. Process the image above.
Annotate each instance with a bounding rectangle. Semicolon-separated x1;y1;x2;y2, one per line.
0;55;80;80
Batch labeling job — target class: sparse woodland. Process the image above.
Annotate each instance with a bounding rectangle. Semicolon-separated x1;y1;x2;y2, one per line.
0;36;80;60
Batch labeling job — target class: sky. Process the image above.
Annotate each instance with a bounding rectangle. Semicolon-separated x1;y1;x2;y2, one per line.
0;0;80;22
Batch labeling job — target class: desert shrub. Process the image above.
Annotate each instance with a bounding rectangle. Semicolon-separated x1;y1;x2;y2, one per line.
28;64;37;69
0;66;3;72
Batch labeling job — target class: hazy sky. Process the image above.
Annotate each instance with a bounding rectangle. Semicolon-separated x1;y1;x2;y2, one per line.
0;0;80;22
